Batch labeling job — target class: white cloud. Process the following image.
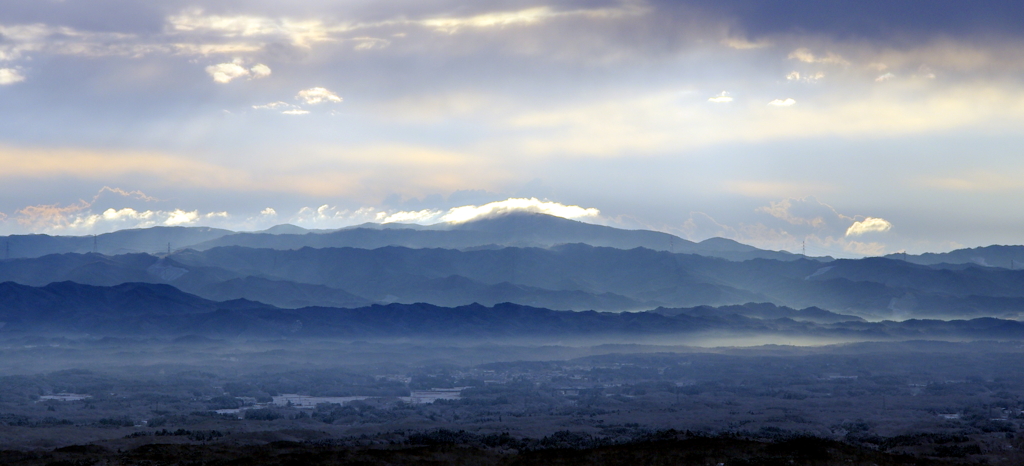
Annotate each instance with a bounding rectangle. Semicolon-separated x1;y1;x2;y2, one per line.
252;101;293;110
420;7;555;33
786;71;824;83
249;63;272;78
440;198;600;223
788;48;850;66
8;186;236;234
845;217;893;236
293;204;353;226
205;60;272;83
707;91;733;103
253;101;308;115
287;198;601;229
380;209;444;224
167;9;332;48
768;98;796;106
875;72;896;82
297;87;342;104
0;68;25;85
260;207;277;216
102;207;154;222
206;62;249;83
164;209;199;226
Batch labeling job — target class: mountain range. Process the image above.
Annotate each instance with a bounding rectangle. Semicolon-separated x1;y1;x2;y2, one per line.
3;281;1024;343
0;213;797;261
1;212;1023;322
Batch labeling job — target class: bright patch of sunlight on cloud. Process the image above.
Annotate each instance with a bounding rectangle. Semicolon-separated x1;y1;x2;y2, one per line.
297;87;342;104
164;209;200;226
0;68;25;85
787;48;849;66
249;63;271;78
768;98;796;106
786;71;824;83
252;102;291;110
206;60;271;83
846;217;893;236
721;37;772;50
287;198;601;230
441;198;600;224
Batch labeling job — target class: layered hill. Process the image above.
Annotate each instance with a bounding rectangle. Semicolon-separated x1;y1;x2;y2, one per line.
3;244;1024;319
191;213;802;262
2;281;1023;343
0;227;231;258
0;213;798;262
886;245;1024;269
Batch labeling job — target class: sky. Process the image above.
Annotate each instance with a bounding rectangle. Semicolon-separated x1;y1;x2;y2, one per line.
2;0;1024;257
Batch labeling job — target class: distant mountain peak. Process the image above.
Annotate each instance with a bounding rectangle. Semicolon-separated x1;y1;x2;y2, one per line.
260;224;310;235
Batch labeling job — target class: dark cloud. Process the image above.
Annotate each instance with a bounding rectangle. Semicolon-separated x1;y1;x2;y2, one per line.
674;0;1024;41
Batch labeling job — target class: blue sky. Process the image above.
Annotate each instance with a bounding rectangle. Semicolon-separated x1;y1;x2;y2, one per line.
2;0;1023;257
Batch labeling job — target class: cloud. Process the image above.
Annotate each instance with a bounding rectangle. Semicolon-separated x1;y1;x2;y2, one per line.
7;185;236;234
249;63;272;78
914;170;1024;192
0;145;254;192
93;186;160;203
707;91;733;103
351;37;391;51
296;87;342;104
287;198;601;230
787;48;850;66
440;198;600;223
786;71;824;83
672;198;897;257
0;68;25;85
167;9;333;48
419;7;557;34
721;37;772;50
757;197;850;228
875;72;895;82
260;207;277;217
768;98;796;106
252;101;293;110
164;209;199;226
846;217;893;236
380;209;443;224
253;101;308;114
205;60;271;83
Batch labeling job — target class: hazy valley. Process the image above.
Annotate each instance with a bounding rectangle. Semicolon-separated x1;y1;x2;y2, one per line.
2;213;1024;464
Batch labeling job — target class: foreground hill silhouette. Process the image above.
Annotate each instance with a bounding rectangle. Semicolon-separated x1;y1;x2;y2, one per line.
0;432;943;466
